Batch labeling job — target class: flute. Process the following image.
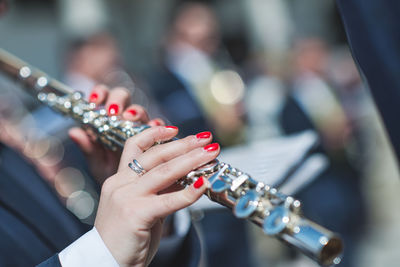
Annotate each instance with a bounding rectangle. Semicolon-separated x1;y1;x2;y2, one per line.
0;48;343;266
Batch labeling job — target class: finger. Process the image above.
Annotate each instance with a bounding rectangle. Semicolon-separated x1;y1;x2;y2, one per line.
121;104;150;123
105;87;131;116
140;143;220;193
118;126;179;171
88;84;109;104
68;127;96;155
134;131;212;172
148;118;165;127
151;177;208;218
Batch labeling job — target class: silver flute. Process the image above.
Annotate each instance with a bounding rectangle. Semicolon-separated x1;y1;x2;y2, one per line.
0;48;343;266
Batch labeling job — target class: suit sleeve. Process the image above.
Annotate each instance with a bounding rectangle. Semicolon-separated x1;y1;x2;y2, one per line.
36;255;61;267
336;0;400;161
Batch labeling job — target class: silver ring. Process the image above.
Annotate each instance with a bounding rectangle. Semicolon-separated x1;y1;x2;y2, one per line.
128;159;147;176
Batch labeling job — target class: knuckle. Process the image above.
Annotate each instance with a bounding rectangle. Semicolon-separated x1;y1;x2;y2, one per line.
154;126;164;136
158;150;172;164
173;136;195;154
144;127;162;143
188;148;204;161
101;178;114;196
126;136;138;148
146;126;163;143
181;190;195;206
184;135;197;147
187;149;209;167
114;87;131;98
162;195;175;211
109;188;124;206
158;163;173;176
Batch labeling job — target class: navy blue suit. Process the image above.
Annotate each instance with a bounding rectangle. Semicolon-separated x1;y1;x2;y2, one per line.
148;66;212;137
0;144;89;266
336;0;400;162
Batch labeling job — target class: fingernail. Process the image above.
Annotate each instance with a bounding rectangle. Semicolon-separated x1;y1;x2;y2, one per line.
193;176;204;189
196;131;211;139
203;143;219;152
108;104;119;115
89;93;98;102
165;126;178;130
153;120;161;126
128;109;137;116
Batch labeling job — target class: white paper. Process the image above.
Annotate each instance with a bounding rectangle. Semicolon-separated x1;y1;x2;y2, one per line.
190;130;327;211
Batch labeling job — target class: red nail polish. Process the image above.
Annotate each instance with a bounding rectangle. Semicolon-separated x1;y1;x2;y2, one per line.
128;109;137;116
165;126;178;130
196;131;211;139
193;176;204;189
203;143;219;152
108;104;119;115
89;93;98;102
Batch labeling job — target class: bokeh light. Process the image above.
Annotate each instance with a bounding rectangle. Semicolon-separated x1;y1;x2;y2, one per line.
210;70;245;105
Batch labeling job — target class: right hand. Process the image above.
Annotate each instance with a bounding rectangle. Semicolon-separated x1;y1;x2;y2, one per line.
94;126;219;267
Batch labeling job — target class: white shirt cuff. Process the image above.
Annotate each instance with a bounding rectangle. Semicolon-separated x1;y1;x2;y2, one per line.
58;227;119;267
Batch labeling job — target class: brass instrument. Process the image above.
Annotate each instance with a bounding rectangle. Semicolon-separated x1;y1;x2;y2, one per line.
0;48;343;266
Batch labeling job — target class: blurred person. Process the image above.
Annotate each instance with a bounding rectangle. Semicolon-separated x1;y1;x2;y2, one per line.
149;2;245;146
244;56;287;141
31;33;121;140
147;2;253;267
279;38;367;267
64;33;120;96
287;38;349;151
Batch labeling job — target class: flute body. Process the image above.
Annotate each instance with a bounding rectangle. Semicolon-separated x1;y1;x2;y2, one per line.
0;48;343;266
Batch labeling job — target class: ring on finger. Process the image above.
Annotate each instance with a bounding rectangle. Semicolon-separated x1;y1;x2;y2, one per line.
128;159;147;176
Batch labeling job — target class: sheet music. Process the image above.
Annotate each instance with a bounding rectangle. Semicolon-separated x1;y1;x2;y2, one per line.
279;153;328;196
190;130;328;211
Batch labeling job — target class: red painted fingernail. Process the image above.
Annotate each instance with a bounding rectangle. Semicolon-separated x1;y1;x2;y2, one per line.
165;126;178;130
196;131;211;139
203;143;219;152
128;109;137;116
152;120;161;126
193;176;204;189
89;93;98;102
108;104;119;115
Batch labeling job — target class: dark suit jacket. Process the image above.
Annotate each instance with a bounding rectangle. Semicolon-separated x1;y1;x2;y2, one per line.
336;0;400;162
0;142;202;267
0;144;89;266
148;65;212;137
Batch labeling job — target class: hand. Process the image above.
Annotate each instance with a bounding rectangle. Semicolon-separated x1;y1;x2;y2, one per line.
68;84;164;183
94;126;219;267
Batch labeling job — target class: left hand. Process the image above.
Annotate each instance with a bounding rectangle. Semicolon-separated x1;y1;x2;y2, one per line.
68;84;163;183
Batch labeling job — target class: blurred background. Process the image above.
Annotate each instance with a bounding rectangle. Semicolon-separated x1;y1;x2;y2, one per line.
0;0;399;267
